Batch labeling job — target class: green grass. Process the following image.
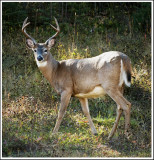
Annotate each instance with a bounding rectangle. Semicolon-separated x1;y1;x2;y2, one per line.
2;95;151;157
2;30;151;157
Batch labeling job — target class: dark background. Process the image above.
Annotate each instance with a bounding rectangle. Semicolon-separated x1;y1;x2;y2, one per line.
2;2;151;34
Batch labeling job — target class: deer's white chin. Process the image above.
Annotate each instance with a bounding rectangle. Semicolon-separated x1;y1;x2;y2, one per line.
36;60;47;68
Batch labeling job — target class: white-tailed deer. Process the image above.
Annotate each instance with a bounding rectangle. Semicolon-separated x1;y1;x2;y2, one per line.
22;17;132;139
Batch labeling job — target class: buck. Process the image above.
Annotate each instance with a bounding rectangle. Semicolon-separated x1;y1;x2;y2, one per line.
22;17;132;139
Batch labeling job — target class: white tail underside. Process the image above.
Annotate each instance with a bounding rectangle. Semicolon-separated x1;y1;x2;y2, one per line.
119;59;131;87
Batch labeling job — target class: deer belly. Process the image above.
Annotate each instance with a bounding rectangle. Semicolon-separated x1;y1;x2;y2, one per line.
75;86;106;98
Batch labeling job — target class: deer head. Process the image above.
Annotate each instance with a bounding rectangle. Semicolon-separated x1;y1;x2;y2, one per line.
22;17;60;62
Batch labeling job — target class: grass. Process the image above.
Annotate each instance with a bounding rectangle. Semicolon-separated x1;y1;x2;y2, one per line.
2;94;151;157
2;29;151;157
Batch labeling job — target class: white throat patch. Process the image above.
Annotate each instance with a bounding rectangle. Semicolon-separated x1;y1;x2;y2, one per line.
36;60;47;68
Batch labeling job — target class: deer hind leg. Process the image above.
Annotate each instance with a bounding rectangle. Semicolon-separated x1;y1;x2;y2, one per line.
79;98;98;135
52;91;71;134
108;85;124;138
106;88;131;139
108;106;123;139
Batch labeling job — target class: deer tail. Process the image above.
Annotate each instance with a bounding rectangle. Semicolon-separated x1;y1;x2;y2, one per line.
119;58;131;87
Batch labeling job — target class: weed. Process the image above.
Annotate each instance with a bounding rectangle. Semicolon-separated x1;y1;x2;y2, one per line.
2;29;151;157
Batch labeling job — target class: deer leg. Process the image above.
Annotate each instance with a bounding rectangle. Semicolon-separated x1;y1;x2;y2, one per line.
52;91;71;134
117;93;131;136
105;89;131;138
123;98;131;136
108;106;122;139
108;85;124;139
79;98;98;135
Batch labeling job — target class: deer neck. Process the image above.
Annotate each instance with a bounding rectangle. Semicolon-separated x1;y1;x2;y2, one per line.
36;53;58;85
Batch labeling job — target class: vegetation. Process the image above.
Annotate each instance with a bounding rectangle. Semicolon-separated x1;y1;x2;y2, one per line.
2;2;151;158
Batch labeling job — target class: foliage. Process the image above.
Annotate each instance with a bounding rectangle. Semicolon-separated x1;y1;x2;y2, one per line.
2;2;151;34
2;1;151;158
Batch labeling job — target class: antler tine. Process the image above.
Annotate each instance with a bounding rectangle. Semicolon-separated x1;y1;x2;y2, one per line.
22;22;30;31
50;24;58;32
22;17;29;30
22;17;36;44
45;17;60;44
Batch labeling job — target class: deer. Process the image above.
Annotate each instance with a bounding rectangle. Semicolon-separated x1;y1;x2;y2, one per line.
22;17;132;139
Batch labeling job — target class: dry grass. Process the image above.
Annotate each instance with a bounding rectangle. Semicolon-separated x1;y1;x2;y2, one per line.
2;30;151;157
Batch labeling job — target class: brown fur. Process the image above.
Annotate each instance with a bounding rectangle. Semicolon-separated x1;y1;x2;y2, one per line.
37;50;132;138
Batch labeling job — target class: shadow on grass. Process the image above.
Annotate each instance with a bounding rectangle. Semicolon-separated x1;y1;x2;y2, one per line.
106;134;151;157
2;133;32;157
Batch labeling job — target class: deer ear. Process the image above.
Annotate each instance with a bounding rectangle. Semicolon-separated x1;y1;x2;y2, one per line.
26;39;35;49
46;39;55;49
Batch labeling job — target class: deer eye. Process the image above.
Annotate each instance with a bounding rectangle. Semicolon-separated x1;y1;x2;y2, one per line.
34;49;37;52
44;49;47;52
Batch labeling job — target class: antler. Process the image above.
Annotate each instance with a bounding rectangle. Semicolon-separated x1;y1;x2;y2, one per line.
45;17;60;44
22;17;37;44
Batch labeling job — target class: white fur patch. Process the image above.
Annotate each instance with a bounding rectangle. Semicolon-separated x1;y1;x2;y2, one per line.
75;86;106;98
119;60;131;87
119;60;124;87
123;71;131;87
36;60;47;68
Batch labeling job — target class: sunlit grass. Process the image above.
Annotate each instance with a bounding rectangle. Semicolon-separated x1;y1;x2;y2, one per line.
2;95;121;157
2;30;151;157
2;92;151;157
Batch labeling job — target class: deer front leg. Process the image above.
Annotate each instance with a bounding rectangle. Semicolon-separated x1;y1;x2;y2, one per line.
52;91;71;134
79;98;97;135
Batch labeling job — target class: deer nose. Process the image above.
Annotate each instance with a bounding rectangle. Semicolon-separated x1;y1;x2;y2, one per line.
37;56;43;61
